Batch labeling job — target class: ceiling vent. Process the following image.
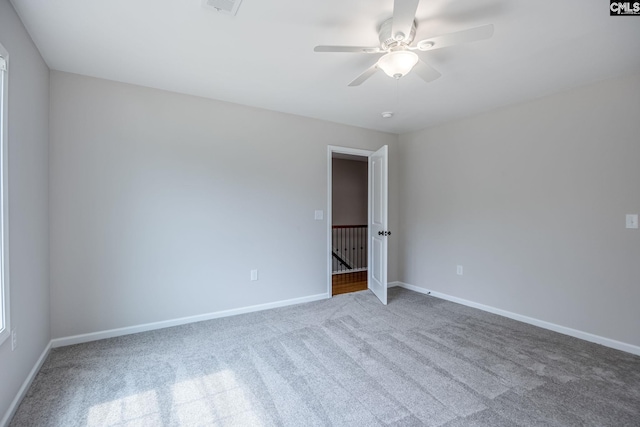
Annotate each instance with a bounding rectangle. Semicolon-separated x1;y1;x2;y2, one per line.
201;0;243;16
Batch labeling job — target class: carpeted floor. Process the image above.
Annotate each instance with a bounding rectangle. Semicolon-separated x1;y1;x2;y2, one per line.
10;288;640;426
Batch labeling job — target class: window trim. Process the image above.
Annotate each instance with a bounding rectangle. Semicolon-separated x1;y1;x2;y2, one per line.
0;43;10;347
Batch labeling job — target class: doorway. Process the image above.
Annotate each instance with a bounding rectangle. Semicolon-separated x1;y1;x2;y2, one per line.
331;153;368;295
327;145;389;303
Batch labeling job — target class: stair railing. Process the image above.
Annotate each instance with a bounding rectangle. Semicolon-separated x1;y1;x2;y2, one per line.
332;225;367;274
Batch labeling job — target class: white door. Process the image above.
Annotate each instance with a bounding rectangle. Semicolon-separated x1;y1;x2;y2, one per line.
368;145;389;305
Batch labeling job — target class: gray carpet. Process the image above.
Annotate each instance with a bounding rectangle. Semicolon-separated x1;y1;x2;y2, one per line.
10;288;640;426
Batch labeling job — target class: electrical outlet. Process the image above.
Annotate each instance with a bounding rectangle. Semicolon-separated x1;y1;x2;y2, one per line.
456;265;463;276
11;328;17;351
250;269;258;281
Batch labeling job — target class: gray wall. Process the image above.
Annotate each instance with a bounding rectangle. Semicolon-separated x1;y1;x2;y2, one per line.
0;0;50;421
49;71;397;339
332;158;368;226
397;73;640;347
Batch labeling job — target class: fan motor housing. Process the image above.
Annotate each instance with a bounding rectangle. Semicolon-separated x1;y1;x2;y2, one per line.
379;18;417;50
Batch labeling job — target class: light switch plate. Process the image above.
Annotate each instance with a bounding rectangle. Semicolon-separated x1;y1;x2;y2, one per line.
314;210;323;220
626;214;638;229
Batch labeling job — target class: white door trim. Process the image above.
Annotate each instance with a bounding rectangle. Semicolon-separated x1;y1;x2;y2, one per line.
327;146;374;297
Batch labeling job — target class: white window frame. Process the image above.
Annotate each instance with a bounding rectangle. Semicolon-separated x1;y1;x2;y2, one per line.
0;43;10;347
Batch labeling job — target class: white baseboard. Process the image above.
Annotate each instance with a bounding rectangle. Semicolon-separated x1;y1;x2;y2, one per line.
1;341;51;427
391;281;640;356
52;292;330;348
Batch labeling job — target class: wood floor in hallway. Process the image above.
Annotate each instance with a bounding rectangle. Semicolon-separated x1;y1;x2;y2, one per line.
332;270;367;296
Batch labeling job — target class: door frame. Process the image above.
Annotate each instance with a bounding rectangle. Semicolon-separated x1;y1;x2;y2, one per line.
326;145;374;297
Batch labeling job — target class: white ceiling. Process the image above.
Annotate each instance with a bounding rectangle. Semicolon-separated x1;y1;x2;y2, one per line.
10;0;640;134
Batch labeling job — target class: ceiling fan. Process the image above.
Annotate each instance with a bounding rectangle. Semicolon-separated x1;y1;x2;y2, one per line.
314;0;494;86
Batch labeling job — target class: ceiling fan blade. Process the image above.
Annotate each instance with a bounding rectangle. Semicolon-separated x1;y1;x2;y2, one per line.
413;60;441;83
392;0;420;42
415;24;494;51
348;63;379;87
314;46;381;53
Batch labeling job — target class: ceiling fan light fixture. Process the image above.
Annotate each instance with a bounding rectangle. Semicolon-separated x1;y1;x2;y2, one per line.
377;50;419;79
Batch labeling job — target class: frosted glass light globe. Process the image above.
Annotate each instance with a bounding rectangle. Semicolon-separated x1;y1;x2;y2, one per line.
377;51;419;79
